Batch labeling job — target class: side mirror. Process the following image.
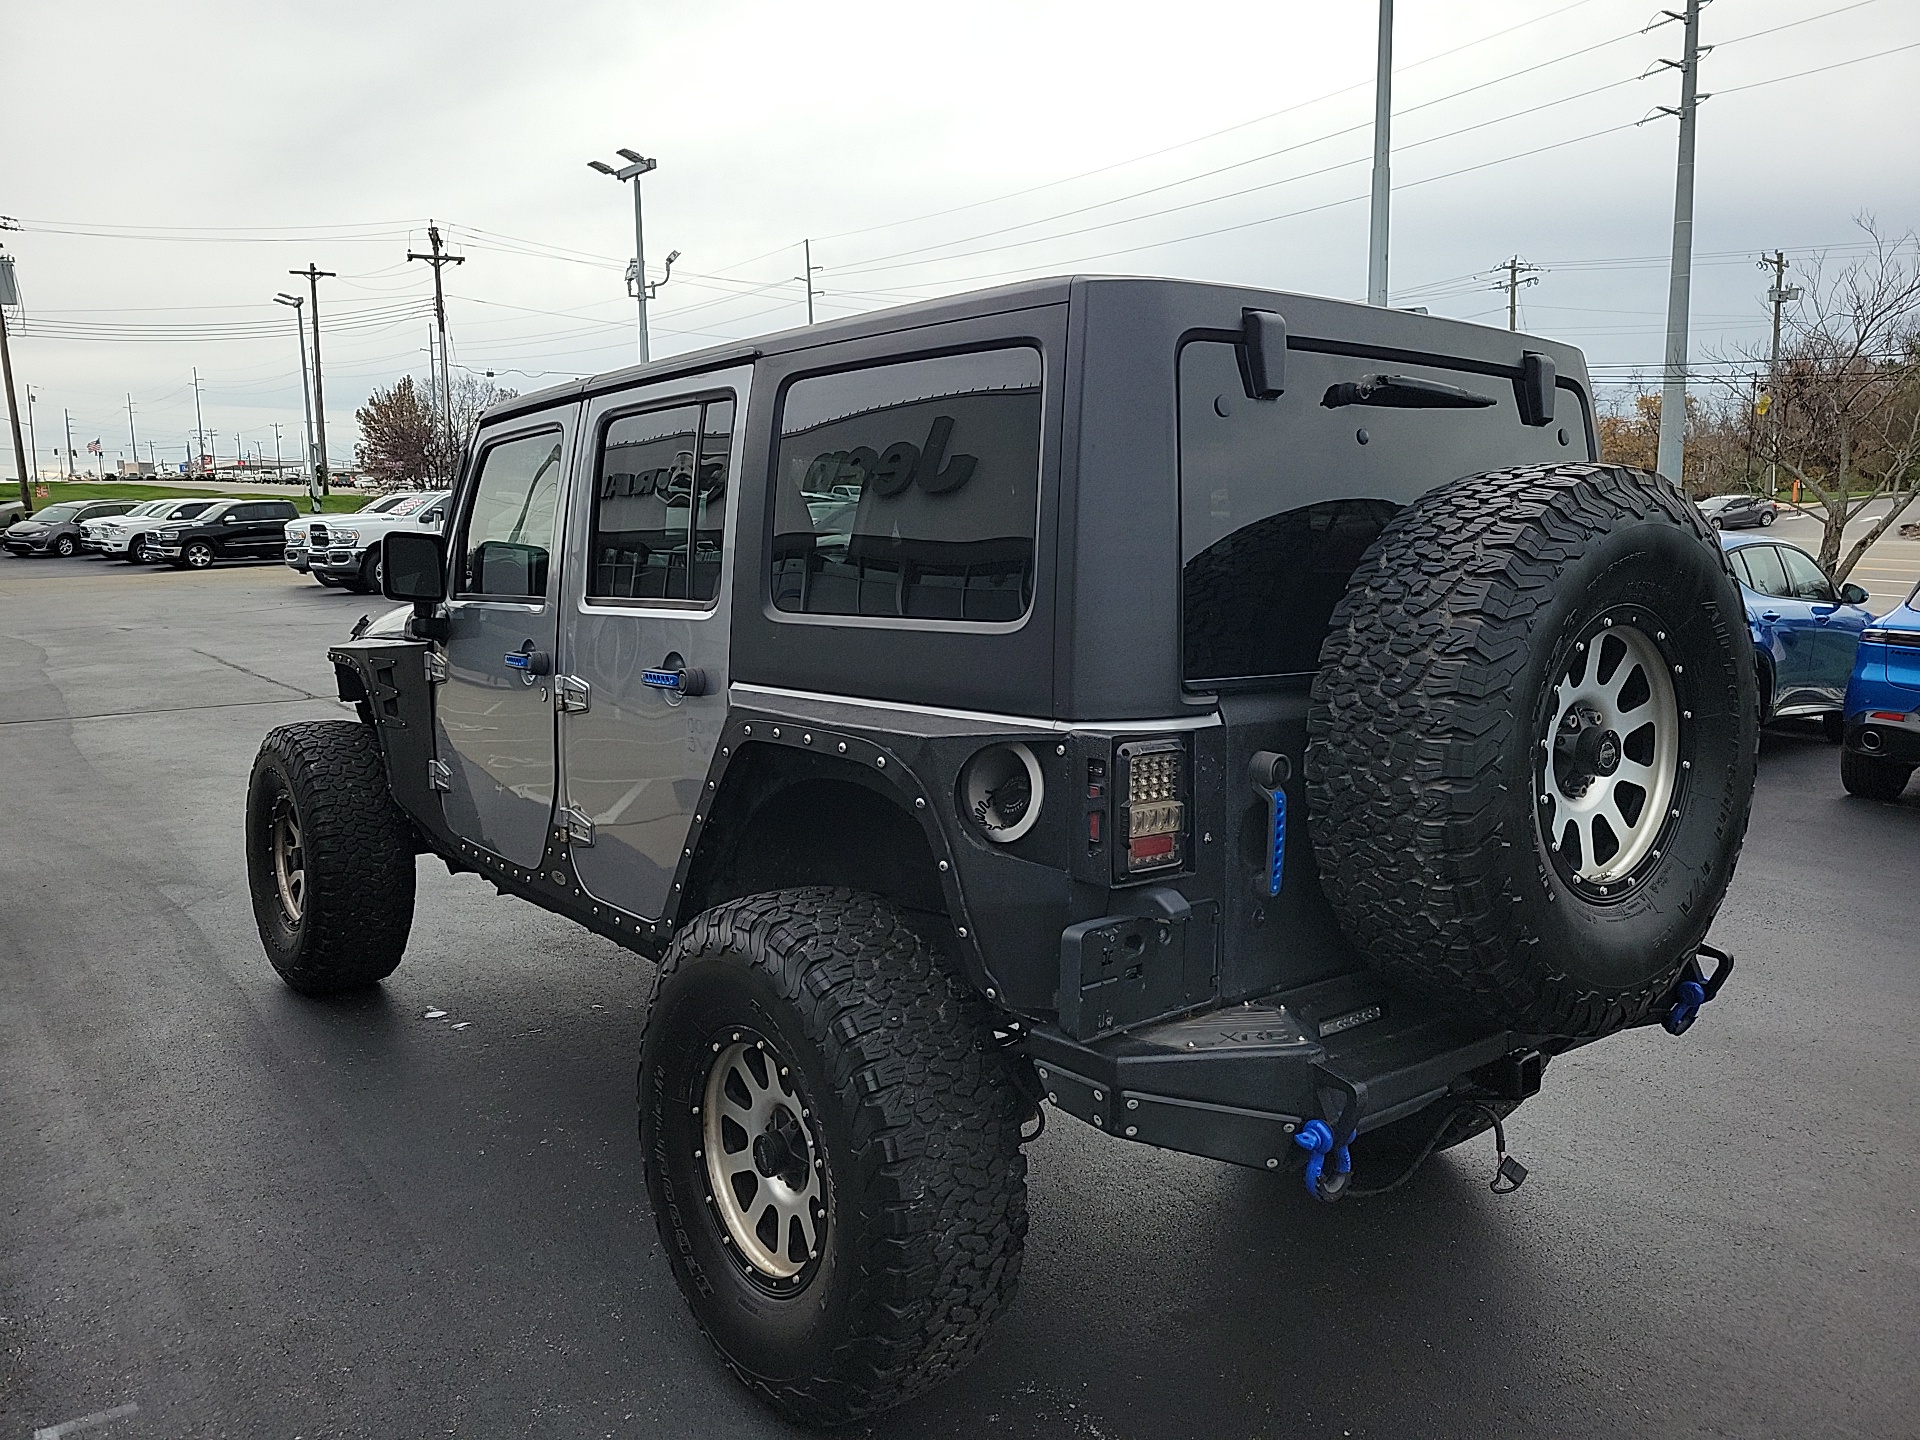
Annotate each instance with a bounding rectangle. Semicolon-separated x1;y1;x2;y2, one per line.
383;530;446;602
1840;582;1870;606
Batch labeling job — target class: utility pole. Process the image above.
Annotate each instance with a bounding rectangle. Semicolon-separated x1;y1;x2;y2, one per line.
274;292;318;511
1653;0;1708;486
272;420;284;480
191;367;207;474
126;392;137;469
26;384;39;492
0;253;29;509
799;239;824;324
63;408;74;479
408;222;465;487
1759;249;1801;497
290;264;335;495
1366;0;1393;306
589;149;660;362
1494;256;1543;331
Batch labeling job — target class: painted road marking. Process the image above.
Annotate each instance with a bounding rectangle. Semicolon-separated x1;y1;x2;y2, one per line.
32;1402;140;1439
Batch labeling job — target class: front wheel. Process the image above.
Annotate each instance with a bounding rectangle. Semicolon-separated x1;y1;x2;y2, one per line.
1841;748;1912;801
183;540;215;569
52;534;77;557
127;536;149;564
245;720;416;994
640;890;1029;1427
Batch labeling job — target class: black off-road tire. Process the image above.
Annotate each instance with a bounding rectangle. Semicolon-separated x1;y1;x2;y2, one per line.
1307;463;1757;1037
1840;748;1912;801
245;720;416;995
640;889;1028;1427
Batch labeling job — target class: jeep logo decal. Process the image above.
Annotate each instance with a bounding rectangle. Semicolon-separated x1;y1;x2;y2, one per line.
806;415;977;498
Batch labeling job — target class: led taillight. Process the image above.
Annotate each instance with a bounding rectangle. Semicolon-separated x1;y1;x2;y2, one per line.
1117;740;1187;875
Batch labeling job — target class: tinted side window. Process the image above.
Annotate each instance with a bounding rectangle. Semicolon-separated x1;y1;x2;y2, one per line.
1777;546;1834;601
456;429;565;599
1738;545;1791;599
587;397;732;603
771;348;1042;623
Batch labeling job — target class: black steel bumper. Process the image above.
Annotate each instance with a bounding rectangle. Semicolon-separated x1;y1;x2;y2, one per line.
1026;971;1541;1173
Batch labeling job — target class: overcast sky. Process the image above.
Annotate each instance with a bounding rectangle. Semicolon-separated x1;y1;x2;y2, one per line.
3;0;1916;476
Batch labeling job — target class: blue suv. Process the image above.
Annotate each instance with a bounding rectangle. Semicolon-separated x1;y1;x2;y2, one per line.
1721;533;1874;737
1839;582;1920;799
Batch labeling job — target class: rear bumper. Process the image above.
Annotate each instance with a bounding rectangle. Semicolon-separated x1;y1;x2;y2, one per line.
1845;715;1920;765
1026;972;1545;1173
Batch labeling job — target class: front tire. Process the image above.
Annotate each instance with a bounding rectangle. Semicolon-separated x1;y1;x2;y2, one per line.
52;534;77;557
183;540;215;569
640;890;1028;1427
245;720;416;995
1841;748;1912;801
127;536;149;564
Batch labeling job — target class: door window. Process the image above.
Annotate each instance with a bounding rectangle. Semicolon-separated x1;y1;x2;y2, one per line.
1736;545;1792;599
586;396;734;604
456;429;566;600
770;348;1042;622
1777;546;1836;601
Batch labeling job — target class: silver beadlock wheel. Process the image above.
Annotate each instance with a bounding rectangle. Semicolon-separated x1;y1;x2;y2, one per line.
700;1033;828;1283
271;797;306;924
1540;617;1681;889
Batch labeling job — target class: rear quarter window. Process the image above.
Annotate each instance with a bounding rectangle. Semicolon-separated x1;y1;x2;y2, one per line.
1178;339;1589;684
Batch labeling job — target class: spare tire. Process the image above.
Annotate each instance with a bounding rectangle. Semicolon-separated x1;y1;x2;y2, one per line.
1305;463;1756;1037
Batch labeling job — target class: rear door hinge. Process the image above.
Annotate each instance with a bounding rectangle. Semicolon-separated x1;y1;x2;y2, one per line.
427;758;452;793
555;674;591;713
559;806;594;846
425;649;449;684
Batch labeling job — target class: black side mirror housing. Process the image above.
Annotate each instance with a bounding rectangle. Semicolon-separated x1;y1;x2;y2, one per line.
1840;582;1871;606
382;531;450;640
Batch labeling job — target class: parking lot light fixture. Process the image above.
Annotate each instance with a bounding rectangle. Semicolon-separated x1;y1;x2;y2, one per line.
589;148;660;364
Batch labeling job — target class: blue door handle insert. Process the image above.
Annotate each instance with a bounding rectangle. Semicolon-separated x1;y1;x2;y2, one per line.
643;665;708;698
505;645;551;677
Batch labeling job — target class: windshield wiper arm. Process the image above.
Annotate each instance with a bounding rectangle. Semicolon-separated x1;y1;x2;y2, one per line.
1321;374;1497;410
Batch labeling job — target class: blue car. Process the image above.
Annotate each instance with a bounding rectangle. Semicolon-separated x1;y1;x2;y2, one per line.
1839;582;1920;799
1720;532;1874;737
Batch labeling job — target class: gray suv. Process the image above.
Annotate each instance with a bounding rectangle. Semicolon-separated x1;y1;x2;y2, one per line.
244;276;1757;1425
4;499;135;557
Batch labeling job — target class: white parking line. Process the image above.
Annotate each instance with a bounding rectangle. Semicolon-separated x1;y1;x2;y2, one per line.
32;1402;139;1439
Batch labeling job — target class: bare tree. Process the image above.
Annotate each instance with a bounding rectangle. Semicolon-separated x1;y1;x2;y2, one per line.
353;375;438;491
427;371;518;486
1758;222;1920;584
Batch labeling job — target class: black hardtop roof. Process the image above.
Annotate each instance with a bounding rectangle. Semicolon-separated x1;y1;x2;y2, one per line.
478;274;1588;427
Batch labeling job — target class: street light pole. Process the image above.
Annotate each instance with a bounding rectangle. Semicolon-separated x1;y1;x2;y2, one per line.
0;249;29;509
589;149;659;363
1654;0;1706;486
274;292;319;512
1366;0;1393;306
290;264;336;496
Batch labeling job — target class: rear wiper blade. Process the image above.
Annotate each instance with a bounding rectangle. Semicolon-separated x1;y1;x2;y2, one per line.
1321;374;1498;410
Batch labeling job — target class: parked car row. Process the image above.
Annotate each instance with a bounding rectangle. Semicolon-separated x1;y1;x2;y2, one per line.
284;490;449;593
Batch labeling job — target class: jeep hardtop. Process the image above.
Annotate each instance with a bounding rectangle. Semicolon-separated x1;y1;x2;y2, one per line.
245;275;1754;1426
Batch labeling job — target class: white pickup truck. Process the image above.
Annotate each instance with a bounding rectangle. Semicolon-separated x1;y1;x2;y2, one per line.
284;491;450;592
82;496;224;563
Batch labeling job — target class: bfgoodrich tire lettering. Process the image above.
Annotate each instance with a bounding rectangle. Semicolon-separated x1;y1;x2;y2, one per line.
1306;464;1757;1037
245;720;416;995
639;889;1027;1427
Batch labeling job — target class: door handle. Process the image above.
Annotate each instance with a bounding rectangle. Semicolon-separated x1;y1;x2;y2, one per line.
504;643;551;677
642;661;708;698
1760;611;1780;621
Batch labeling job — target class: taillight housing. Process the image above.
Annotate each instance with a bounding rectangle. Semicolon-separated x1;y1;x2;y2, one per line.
1115;738;1188;877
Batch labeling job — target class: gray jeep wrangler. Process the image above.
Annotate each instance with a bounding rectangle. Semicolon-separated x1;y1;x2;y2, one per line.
245;276;1755;1426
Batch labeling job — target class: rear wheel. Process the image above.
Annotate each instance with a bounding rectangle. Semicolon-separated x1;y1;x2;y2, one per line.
245;720;416;994
640;889;1028;1426
1841;748;1912;801
1308;463;1757;1037
1760;510;1777;526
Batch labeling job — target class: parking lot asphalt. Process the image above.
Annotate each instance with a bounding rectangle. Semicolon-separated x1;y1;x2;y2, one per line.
2;555;1916;1440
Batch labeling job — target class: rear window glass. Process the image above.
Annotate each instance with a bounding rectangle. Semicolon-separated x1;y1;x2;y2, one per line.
588;398;734;604
1178;339;1584;684
771;348;1042;624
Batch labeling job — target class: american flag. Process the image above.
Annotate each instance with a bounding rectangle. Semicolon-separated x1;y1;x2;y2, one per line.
86;439;102;455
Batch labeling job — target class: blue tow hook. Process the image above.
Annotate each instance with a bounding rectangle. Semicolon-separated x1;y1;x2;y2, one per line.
1294;1119;1353;1202
1662;942;1734;1035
